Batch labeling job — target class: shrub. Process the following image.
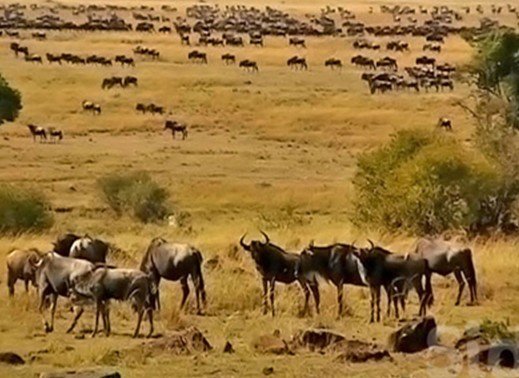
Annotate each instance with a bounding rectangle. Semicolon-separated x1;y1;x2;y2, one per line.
352;129;501;235
0;74;22;125
0;185;53;234
98;171;170;223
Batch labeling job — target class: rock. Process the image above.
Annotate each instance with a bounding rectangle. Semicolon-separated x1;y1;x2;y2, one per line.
143;327;212;355
39;369;120;378
388;316;437;353
253;334;292;355
290;328;345;352
455;326;490;351
470;342;519;368
262;367;274;376
223;341;235;354
0;352;25;365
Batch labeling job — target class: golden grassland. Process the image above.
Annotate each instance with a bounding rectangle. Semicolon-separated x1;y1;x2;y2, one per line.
0;0;519;376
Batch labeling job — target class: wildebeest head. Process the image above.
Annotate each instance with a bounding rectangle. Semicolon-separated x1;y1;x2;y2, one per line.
53;233;80;256
239;231;272;259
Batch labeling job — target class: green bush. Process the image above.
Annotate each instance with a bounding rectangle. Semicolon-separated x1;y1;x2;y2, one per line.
98;171;170;223
0;74;22;125
0;185;53;234
352;129;500;235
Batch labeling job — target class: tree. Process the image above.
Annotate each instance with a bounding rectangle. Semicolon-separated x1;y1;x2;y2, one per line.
457;30;519;233
0;74;22;125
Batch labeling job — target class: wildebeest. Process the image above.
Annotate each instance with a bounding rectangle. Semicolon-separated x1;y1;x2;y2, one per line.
82;100;101;115
136;103;164;115
240;232;317;316
46;53;62;64
69;235;109;263
188;50;207;64
295;242;367;317
6;249;42;296
48;128;63;143
25;54;43;63
289;37;306;48
28;124;47;142
52;233;80;256
71;267;156;338
437;117;452;130
164;120;188;140
139;237;206;313
35;253;95;333
221;53;236;65
287;56;307;70
239;59;259;72
123;76;138;87
325;58;342;70
115;55;135;67
413;238;477;305
10;42;29;57
102;76;124;89
357;242;433;322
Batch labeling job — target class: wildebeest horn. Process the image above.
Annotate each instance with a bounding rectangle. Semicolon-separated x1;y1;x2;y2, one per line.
367;239;375;249
260;231;270;245
239;233;251;251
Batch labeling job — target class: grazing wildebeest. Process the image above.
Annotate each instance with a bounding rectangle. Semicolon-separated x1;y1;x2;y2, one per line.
357;242;433;322
69;236;109;264
25;54;43;63
287;56;307;70
123;76;138;87
82;100;101;115
6;249;42;296
48;128;63;143
414;238;477;305
164;120;188;140
289;37;306;48
416;56;436;67
115;55;135;67
180;34;190;45
437;117;452;131
295;242;367;317
139;237;206;313
240;232;316;316
35;253;95;333
102;76;124;89
71;267;156;338
188;50;207;63
221;53;236;64
46;53;62;64
52;233;80;256
28;124;47;142
325;58;342;70
158;26;172;33
239;59;259;72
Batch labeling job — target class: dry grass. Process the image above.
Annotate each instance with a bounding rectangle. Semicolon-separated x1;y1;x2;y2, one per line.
0;0;519;376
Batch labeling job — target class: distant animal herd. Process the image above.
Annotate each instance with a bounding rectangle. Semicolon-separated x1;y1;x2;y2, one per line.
2;2;517;142
8;232;477;337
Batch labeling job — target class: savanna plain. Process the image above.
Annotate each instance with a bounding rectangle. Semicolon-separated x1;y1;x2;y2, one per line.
1;0;519;377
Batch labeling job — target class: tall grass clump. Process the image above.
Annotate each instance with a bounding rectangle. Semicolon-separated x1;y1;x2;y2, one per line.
351;129;501;235
0;185;53;234
98;171;170;223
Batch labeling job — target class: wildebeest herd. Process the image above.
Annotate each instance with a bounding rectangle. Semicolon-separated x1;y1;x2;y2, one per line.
8;231;477;338
3;2;517;144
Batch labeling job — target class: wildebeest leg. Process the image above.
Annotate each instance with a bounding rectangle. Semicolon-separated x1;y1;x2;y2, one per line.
24;279;29;293
454;270;465;306
104;305;111;336
369;286;376;323
180;277;190;310
92;301;101;337
336;281;344;318
133;308;144;338
299;280;310;316
269;278;276;317
309;280;320;315
66;306;84;333
262;278;268;315
48;293;58;332
147;309;154;338
7;268;15;296
375;286;381;322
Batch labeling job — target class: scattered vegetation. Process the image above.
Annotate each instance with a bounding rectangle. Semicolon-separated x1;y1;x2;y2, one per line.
0;185;53;234
351;129;500;235
98;171;170;223
0;74;22;125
